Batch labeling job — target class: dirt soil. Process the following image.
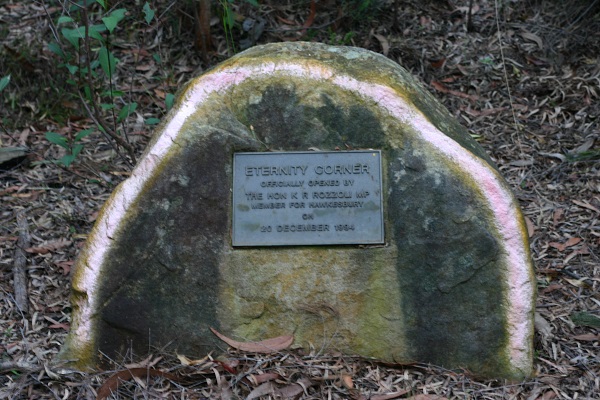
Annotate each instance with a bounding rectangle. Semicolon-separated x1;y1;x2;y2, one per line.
1;0;599;399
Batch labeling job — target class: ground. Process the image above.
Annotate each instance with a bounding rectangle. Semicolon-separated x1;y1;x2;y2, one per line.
0;0;599;399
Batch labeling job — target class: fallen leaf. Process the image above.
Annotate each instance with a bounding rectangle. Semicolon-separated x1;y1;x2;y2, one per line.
540;283;564;294
177;354;192;366
177;353;209;366
565;244;590;263
540;152;566;162
210;327;293;353
571;312;600;328
572;200;600;213
535;391;557;400
548;242;565;252
0;185;18;196
276;377;314;398
125;354;162;369
455;5;480;14
406;395;449;400
440;76;457;83
565;278;586;288
575;244;590;256
509;159;534;166
565;237;582;247
369;391;410;400
96;368;179;400
519;30;543;49
552;208;564;226
509;159;533;167
525;216;535;238
221;384;234;400
342;374;353;389
135;64;154;71
214;359;238;374
535;313;553;338
372;32;389;56
18;128;30;146
430;80;479;101
48;323;69;330
548;237;581;252
570;138;595;154
132;375;147;389
525;55;549;66
0;236;18;242
26;239;72;254
431;80;449;93
122;48;151;57
56;261;73;275
13;191;42;200
304;0;316;29
248;372;280;385
572;334;600;341
275;16;297;25
465;107;505;117
246;381;275;400
430;58;446;69
88;211;99;222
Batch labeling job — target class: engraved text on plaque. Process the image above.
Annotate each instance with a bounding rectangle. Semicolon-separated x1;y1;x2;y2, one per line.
232;151;384;246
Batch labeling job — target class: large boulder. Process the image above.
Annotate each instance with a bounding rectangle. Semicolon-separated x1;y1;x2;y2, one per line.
59;42;535;381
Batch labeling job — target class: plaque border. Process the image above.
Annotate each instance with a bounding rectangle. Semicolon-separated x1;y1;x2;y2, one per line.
231;150;384;247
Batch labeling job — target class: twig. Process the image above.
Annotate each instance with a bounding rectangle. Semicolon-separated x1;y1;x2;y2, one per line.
467;0;475;32
40;0;61;44
0;360;40;373
194;0;212;62
265;16;344;33
81;0;136;167
13;210;30;314
0;120;109;185
494;0;527;163
41;0;136;168
77;91;134;167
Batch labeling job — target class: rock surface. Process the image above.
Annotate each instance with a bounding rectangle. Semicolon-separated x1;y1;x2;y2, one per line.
59;42;535;380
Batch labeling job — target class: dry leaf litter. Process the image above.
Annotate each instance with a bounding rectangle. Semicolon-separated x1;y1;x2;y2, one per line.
1;0;598;398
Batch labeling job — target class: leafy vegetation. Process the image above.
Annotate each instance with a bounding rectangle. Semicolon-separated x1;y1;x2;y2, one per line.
0;0;598;398
44;0;164;167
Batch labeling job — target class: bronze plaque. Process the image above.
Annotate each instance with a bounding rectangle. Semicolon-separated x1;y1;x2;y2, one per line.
232;151;384;246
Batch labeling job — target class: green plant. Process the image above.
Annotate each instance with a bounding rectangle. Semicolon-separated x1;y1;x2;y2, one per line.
45;129;93;167
0;75;15;133
0;74;10;114
342;0;382;22
327;29;356;46
45;0;160;168
218;0;236;53
565;149;600;162
4;326;13;337
479;55;494;66
218;0;259;54
0;75;10;92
